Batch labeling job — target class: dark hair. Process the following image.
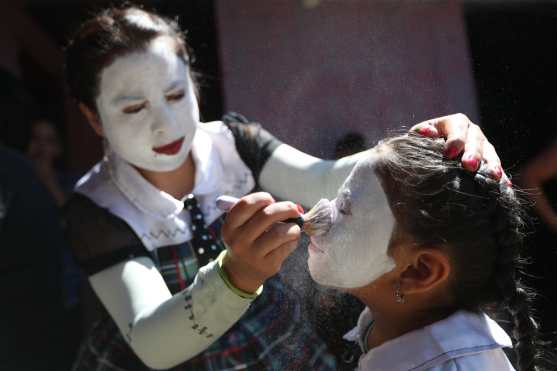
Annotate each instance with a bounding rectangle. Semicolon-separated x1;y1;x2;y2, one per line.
375;133;548;371
64;6;190;111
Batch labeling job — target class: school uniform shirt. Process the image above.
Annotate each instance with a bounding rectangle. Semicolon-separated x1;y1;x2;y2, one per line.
344;308;515;371
65;119;336;371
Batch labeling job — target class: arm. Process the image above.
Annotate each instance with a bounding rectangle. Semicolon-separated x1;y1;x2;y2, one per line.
521;142;557;232
89;252;253;370
235;113;503;208
67;192;300;369
260;144;369;207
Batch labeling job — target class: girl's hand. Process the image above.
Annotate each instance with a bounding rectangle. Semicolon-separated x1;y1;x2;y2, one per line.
411;113;509;184
220;192;302;293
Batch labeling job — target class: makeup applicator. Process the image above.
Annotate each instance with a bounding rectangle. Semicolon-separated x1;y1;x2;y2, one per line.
216;195;332;236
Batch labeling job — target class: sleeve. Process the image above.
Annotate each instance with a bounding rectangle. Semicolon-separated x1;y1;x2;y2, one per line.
64;194;255;369
222;112;283;183
222;112;369;208
259;145;370;208
63;194;150;275
90;251;254;369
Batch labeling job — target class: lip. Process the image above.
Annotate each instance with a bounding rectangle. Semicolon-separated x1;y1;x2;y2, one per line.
153;137;185;155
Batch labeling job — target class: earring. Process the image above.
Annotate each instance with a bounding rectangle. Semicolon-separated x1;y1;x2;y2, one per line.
394;281;405;304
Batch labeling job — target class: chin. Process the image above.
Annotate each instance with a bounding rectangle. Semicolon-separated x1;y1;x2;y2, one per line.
307;253;333;286
142;151;189;172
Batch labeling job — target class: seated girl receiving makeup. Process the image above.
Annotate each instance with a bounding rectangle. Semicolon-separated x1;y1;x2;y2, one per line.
306;133;546;371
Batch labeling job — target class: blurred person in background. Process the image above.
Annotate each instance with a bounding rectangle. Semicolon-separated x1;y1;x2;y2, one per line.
522;141;557;233
0;146;69;370
27;118;69;206
334;132;366;159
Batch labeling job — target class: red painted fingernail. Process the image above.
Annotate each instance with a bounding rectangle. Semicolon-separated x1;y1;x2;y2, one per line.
493;166;503;179
297;203;305;214
507;179;512;187
419;127;435;137
444;145;460;159
463;157;479;170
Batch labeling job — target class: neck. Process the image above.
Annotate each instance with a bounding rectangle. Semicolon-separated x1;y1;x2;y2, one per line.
354;293;453;351
136;152;196;199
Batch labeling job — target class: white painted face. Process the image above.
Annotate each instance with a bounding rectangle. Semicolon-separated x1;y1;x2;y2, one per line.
96;35;199;172
308;149;396;288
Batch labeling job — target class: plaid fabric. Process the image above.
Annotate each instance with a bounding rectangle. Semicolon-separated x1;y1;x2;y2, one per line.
155;215;225;293
72;217;336;370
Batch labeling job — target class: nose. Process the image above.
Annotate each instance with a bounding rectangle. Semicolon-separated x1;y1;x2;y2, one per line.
151;105;177;135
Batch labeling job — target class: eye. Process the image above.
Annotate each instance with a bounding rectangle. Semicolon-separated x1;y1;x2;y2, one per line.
166;90;185;102
338;197;352;216
122;102;146;114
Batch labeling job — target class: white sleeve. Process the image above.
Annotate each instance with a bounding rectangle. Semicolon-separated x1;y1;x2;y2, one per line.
259;143;370;206
89;255;253;370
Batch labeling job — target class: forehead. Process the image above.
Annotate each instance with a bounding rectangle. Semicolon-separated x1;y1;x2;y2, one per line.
98;36;187;97
343;149;385;189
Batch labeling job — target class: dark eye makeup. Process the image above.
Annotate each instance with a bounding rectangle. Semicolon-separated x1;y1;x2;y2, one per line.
122;102;146;114
337;194;352;216
166;90;185;102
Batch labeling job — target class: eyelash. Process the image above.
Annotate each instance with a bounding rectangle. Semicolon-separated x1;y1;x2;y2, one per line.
166;90;185;102
122;90;185;115
123;103;146;114
338;198;351;216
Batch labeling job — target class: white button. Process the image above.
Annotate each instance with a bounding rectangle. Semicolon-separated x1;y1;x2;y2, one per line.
198;248;205;254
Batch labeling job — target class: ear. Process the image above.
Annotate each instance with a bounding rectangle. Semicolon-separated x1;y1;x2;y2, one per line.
79;103;103;137
398;249;451;296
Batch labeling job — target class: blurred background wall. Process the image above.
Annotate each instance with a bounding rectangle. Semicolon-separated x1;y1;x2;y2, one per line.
216;0;478;157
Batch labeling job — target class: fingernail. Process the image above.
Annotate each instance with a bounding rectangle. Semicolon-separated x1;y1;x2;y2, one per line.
463;155;479;170
444;145;460;159
507;179;512;187
492;166;503;179
419;127;435;137
297;203;305;214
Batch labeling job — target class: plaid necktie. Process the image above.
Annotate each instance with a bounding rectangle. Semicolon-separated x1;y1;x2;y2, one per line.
184;193;224;268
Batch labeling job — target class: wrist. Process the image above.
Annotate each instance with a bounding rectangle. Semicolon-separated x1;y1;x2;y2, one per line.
218;251;263;298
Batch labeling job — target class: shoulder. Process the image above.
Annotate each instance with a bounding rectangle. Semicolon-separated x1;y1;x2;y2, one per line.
64;193;147;275
206;113;283;181
432;349;515;371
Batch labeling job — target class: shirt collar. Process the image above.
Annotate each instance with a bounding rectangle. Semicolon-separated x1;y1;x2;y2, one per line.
107;128;222;220
344;308;512;371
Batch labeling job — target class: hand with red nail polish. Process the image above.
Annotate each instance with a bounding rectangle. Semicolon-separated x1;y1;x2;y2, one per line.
410;113;506;180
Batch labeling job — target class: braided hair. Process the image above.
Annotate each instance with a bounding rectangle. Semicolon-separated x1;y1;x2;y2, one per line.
375;133;546;371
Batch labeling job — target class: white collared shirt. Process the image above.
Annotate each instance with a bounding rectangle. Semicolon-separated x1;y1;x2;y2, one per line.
344;308;515;371
74;121;255;251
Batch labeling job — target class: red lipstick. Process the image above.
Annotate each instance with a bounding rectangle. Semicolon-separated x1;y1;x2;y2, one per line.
153;137;184;155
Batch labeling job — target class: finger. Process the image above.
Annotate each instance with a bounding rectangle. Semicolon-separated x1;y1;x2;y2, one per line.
254;222;301;257
481;141;503;180
416;114;470;159
265;240;299;272
410;121;440;138
437;114;469;159
239;201;301;244
225;192;275;230
461;123;483;171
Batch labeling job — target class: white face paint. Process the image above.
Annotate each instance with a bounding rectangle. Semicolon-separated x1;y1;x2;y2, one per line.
96;35;199;172
308;149;396;288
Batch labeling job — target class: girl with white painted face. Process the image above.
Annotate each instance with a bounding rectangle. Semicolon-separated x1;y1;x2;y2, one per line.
308;134;549;371
63;6;508;371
